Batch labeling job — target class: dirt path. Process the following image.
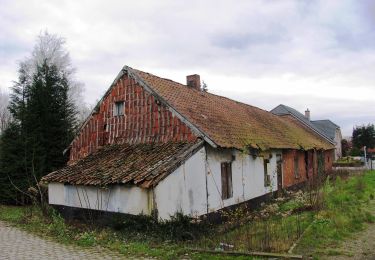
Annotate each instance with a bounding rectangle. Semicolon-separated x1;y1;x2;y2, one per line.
324;200;375;260
0;220;132;259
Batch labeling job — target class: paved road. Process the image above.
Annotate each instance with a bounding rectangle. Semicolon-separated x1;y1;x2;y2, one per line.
0;221;127;260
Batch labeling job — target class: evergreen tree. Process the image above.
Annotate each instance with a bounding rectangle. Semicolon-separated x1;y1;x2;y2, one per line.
341;139;350;157
0;34;77;204
352;124;375;152
24;61;76;179
0;122;29;204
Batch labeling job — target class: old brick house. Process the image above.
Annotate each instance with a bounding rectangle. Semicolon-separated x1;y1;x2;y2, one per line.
271;105;337;188
43;66;334;219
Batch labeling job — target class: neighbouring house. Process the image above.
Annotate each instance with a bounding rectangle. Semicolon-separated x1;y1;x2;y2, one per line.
311;120;342;160
271;105;342;161
42;66;334;220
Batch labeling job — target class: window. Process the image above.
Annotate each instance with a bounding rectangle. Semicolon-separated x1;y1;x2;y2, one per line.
264;158;271;186
294;156;300;178
221;162;233;200
113;101;124;116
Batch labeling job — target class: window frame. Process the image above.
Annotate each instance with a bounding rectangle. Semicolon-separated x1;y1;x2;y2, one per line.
264;158;271;187
221;162;233;200
113;101;125;116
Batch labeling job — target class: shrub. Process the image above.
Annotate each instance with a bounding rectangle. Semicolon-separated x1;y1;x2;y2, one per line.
111;212;212;242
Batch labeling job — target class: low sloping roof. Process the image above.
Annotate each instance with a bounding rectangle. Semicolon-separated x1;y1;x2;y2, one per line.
280;116;333;150
311;120;340;141
271;104;335;145
128;67;333;150
42;141;203;188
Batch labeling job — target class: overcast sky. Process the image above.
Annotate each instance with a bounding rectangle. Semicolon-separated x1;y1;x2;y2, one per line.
1;0;375;136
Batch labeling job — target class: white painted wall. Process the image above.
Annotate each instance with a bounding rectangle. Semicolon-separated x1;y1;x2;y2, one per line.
48;183;150;215
154;147;207;220
49;146;281;220
334;128;342;160
205;147;279;213
48;183;65;205
154;146;280;219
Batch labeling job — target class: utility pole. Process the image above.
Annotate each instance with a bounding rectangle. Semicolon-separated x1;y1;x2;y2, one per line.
364;146;367;169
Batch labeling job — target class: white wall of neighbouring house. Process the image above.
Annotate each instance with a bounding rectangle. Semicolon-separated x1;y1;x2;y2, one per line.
154;147;207;220
335;128;343;160
205;147;279;213
48;183;150;215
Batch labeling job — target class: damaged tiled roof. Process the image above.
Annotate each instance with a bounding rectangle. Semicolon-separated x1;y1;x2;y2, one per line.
42;141;203;187
127;67;333;150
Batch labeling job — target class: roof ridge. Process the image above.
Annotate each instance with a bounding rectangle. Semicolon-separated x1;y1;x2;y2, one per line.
67;65;334;152
131;67;273;115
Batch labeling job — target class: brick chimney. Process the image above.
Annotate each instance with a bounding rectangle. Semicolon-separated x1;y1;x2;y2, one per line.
186;74;201;90
305;108;310;121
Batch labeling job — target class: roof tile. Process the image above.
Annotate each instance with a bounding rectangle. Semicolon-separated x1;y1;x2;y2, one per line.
42;141;203;187
133;68;333;150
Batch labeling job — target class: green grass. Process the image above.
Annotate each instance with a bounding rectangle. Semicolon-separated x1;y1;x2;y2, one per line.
0;205;24;222
195;212;314;253
279;199;304;212
295;170;375;257
0;205;253;259
2;171;374;259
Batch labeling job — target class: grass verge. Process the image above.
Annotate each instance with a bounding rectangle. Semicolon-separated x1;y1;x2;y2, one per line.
1;171;374;259
0;205;252;259
294;170;375;257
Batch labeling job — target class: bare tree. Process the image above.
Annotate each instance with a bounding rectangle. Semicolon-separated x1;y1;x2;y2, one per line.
0;88;11;133
20;31;90;125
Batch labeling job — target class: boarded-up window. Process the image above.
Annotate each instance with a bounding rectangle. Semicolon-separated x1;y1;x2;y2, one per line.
294;156;300;178
221;162;233;200
113;101;124;116
264;159;271;186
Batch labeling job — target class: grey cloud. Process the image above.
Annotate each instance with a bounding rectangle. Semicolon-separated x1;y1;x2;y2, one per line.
334;31;375;51
1;0;375;133
211;30;287;50
213;89;375;137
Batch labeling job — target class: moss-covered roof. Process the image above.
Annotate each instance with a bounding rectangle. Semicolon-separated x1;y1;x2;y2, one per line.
131;68;333;150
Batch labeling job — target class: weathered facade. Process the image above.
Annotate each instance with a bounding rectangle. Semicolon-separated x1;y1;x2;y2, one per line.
312;120;342;160
281;149;333;188
271;105;342;160
44;66;335;220
69;74;197;163
47;146;281;219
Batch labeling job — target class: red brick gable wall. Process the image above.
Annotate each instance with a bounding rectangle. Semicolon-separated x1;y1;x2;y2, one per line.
282;149;334;188
324;150;334;172
69;73;197;163
282;150;309;188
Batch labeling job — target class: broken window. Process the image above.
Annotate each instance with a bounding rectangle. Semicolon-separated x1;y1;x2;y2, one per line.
221;162;233;200
264;158;271;186
113;101;125;116
294;155;300;178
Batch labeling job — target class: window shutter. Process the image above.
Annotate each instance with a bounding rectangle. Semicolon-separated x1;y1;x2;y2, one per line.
221;162;233;200
227;163;233;198
221;163;228;199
